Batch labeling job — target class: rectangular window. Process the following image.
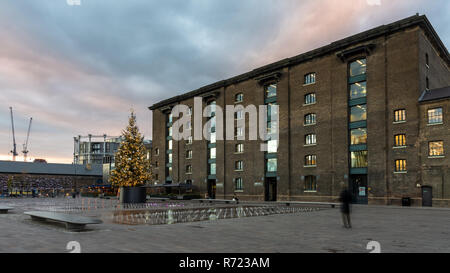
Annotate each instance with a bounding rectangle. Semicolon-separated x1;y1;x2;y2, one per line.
265;84;277;98
235;144;244;153
235;110;244;120
267;140;278;153
235;93;243;103
351;151;368;168
168;140;173;150
168;126;173;137
186;165;192;174
429;141;444;156
395;159;407;172
304;113;316;125
350;128;367;145
305;134;317;145
428;108;443;124
186;136;193;145
235;178;243;191
168;153;173;164
349;81;367;99
305;155;317;166
394;135;406;147
267;158;277;172
305;93;316;105
209;163;216;175
349;59;367;77
350;104;367;122
209;147;216;159
236;127;244;137
235;161;243;171
186;150;192;159
210;132;217;144
304;73;316;85
155;148;160;155
304;176;317;192
394;109;406;122
168;113;173;123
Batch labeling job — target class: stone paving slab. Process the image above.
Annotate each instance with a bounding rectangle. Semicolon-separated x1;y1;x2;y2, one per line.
0;198;450;253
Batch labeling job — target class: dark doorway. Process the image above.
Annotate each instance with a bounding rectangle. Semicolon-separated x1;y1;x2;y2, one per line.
422;186;432;207
207;179;216;199
265;177;277;201
350;174;368;204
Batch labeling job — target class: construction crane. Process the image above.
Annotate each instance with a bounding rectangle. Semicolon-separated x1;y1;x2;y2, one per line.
22;117;33;162
9;107;18;161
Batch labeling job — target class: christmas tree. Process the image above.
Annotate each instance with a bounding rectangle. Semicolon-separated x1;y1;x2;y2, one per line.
110;110;151;188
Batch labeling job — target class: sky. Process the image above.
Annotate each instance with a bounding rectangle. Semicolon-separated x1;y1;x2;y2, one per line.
0;0;448;163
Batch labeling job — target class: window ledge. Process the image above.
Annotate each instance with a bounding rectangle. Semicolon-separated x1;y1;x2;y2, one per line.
393;121;406;124
304;190;317;193
304;144;317;147
304;165;317;168
234;152;244;155
186;173;192;175
303;83;316;87
428;122;443;126
393;146;407;149
303;102;317;107
394;171;407;174
235;170;244;172
234;190;244;193
428;156;445;159
304;123;316;127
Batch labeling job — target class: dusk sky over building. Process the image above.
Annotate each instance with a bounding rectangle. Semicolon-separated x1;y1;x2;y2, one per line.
0;0;448;163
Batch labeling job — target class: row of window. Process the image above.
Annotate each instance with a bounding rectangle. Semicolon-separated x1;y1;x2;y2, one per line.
394;108;443;124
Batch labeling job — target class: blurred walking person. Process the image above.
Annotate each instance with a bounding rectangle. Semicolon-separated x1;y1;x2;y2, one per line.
339;188;353;229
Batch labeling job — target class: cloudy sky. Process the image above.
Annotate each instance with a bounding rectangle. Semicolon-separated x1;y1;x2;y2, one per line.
0;0;448;163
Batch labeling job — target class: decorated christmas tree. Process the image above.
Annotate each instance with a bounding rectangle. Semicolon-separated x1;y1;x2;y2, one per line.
110;110;151;188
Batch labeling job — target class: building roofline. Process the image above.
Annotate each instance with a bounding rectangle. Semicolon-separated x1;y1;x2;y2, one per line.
149;14;449;110
419;86;450;103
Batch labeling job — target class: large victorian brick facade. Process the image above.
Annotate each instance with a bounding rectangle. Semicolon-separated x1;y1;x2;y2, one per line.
149;15;450;206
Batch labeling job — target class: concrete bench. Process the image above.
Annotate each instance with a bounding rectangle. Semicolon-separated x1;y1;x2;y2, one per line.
193;199;237;204
147;197;170;201
0;206;13;214
24;211;103;231
279;201;339;208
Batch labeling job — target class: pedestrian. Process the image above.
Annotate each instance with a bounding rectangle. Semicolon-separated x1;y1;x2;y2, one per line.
232;195;239;203
339;188;353;229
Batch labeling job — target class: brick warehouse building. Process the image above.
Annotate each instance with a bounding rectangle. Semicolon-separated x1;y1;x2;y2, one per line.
149;15;450;206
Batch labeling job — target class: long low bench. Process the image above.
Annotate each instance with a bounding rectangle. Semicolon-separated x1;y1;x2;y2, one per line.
24;211;103;231
193;199;238;204
0;206;13;214
147;197;170;201
279;201;340;208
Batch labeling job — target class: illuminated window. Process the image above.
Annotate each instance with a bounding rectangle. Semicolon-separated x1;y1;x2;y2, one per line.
267;140;278;153
350;81;367;99
168;153;173;164
395;159;407;172
209;147;216;159
305;113;316;125
305;155;317;166
428;108;443;124
350;104;367;122
349;59;367;77
351;151;368;168
304;176;317;192
394;135;406;147
394;109;406;122
350;128;367;145
209;163;216;175
305;93;316;105
304;73;316;84
305;134;316;145
429;141;444;156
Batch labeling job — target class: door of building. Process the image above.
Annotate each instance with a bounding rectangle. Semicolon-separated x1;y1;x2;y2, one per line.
422;186;432;207
265;177;277;201
207;179;216;199
350;174;368;204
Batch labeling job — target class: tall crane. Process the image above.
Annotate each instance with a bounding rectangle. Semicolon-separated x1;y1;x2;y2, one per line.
22;117;33;162
9;107;18;161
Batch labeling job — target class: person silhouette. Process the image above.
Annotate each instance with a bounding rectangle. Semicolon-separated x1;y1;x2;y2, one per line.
339;188;353;229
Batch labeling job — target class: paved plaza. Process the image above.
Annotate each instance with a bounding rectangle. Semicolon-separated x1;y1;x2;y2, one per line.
1;198;450;253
